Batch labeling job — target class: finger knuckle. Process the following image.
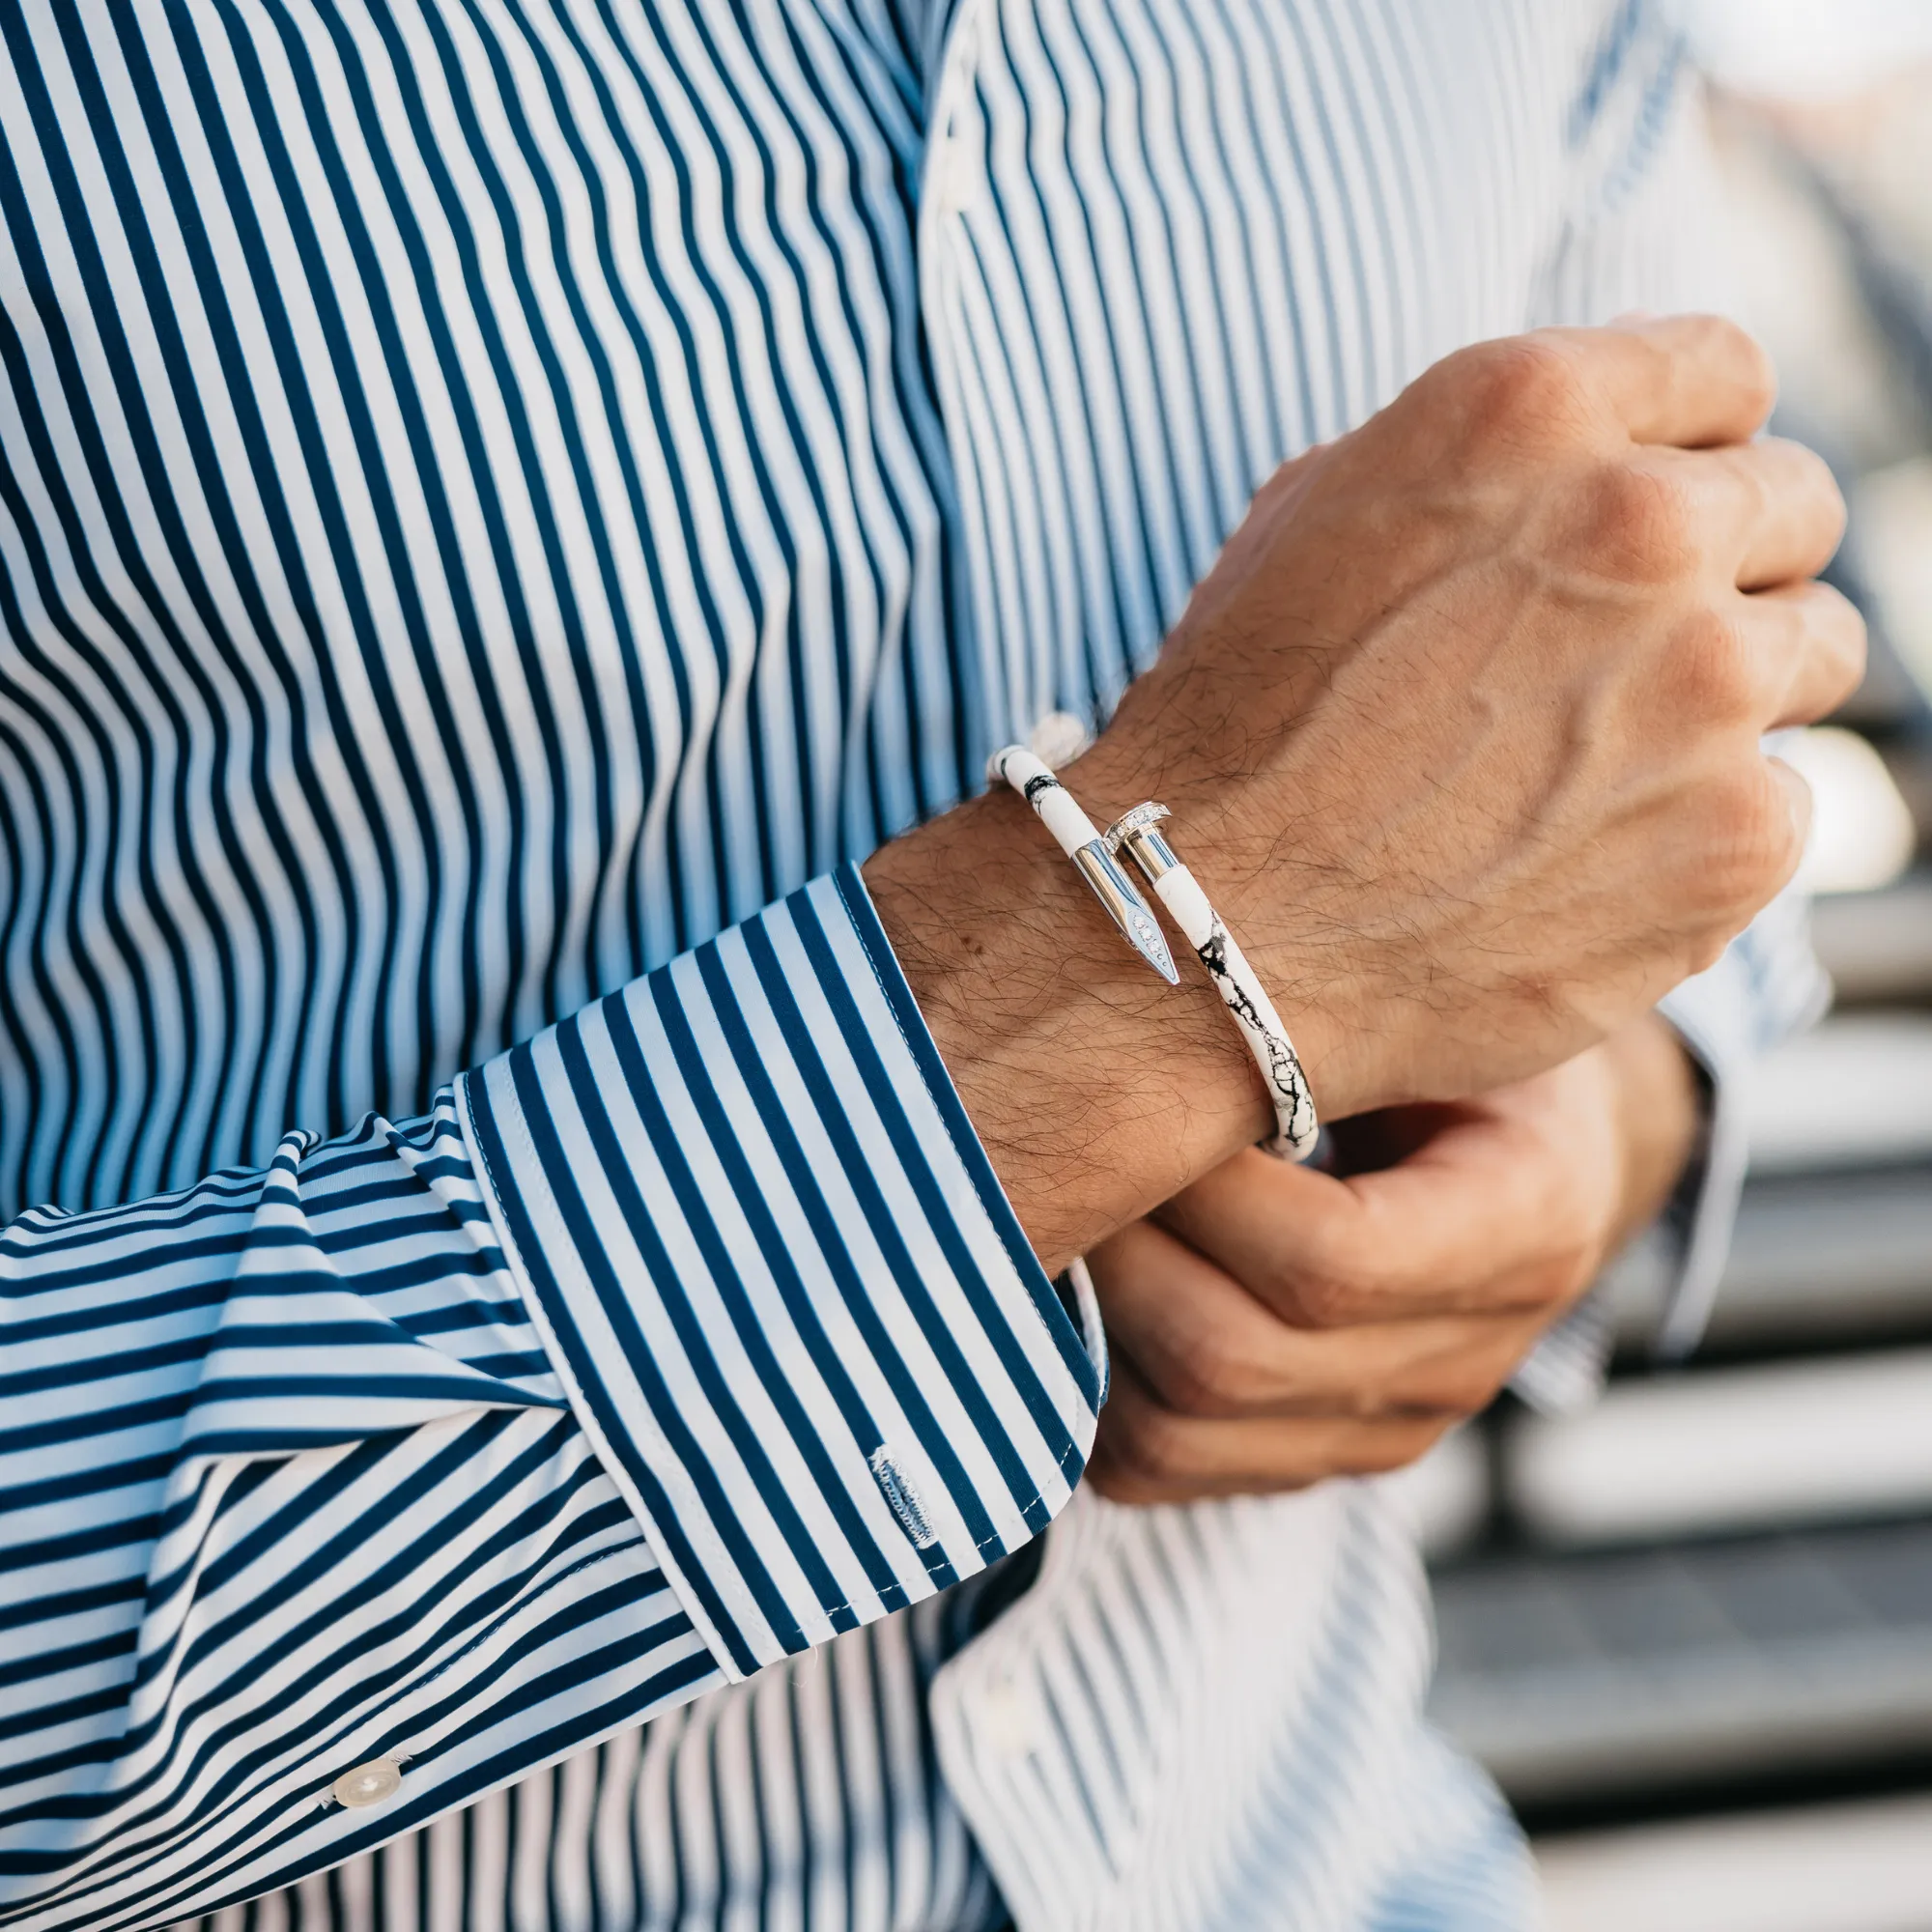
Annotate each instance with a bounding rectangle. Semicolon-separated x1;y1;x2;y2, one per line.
1795;443;1848;542
1112;1405;1200;1485
1270;1217;1378;1328
1281;1262;1367;1330
1577;461;1699;585
1164;1329;1266;1419
1451;336;1596;451
1664;607;1755;724
1703;315;1778;423
1544;1247;1597;1308
1476;342;1600;446
1651;313;1777;419
1682;925;1730;976
1690;763;1797;917
1813;582;1869;696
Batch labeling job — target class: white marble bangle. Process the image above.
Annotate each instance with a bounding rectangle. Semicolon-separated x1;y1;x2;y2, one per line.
1104;802;1320;1161
987;746;1179;983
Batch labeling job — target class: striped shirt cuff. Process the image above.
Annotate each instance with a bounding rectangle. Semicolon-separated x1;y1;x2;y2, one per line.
457;867;1099;1680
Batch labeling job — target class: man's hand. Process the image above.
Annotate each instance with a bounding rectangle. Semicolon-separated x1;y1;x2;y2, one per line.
868;316;1861;1272
1083;1017;1700;1503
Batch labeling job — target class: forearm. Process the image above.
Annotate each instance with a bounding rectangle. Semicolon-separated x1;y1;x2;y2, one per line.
863;774;1276;1276
867;780;1698;1284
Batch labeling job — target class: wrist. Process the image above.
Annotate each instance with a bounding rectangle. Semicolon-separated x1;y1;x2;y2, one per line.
863;779;1270;1274
1058;718;1383;1122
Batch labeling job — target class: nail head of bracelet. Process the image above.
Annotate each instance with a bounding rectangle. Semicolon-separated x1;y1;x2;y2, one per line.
1101;801;1171;854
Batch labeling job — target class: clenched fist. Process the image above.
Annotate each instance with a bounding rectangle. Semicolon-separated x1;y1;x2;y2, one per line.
1082;314;1856;1113
867;316;1861;1271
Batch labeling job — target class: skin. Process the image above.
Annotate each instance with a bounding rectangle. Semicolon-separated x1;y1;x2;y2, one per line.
863;316;1863;1494
1085;1011;1699;1500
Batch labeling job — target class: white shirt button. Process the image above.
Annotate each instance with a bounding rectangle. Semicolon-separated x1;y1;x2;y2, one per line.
982;1675;1043;1760
332;1756;403;1808
926;131;977;217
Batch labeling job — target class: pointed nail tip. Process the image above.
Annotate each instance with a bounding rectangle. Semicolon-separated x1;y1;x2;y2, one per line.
1135;937;1179;983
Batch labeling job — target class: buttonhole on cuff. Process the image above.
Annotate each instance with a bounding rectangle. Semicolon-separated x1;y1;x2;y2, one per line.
869;1445;939;1549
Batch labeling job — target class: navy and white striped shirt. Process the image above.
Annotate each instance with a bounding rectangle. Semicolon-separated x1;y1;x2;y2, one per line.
0;0;1821;1927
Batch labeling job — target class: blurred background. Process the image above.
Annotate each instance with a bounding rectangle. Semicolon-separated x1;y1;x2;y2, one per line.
1404;7;1932;1927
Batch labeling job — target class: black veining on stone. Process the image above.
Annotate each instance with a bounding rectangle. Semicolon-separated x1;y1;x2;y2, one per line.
1199;917;1315;1148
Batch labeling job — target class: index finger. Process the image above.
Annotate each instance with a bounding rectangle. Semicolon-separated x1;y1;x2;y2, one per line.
1547;314;1778;450
1156;1130;1588;1326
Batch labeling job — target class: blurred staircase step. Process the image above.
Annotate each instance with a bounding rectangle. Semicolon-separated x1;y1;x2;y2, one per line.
1602;1014;1932;1353
1537;1792;1932;1932
1431;1520;1932;1804
1505;1349;1932;1546
1704;1167;1932;1348
1812;877;1932;1004
1742;1014;1932;1175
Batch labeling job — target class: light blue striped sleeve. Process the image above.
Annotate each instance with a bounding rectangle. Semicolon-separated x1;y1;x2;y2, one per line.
0;867;1097;1931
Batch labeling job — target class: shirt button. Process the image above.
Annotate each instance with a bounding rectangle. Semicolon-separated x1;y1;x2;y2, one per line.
927;132;975;215
982;1675;1043;1759
332;1757;403;1808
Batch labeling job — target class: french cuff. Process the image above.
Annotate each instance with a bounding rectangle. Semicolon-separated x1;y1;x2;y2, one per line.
456;866;1100;1682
